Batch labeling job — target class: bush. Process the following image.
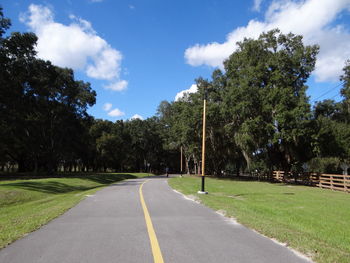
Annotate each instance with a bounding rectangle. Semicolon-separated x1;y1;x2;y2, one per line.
308;157;342;174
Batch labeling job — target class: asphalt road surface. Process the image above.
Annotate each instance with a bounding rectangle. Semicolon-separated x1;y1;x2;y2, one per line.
0;176;311;263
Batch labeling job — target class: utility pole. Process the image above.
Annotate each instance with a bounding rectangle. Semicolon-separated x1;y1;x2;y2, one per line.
198;88;208;194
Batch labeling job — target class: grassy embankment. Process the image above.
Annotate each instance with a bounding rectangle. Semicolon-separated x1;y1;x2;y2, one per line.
0;173;149;249
169;176;350;263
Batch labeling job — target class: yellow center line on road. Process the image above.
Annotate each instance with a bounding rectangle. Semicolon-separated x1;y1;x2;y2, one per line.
139;180;164;263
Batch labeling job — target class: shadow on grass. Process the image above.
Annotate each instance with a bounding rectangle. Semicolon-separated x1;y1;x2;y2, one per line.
1;174;138;194
77;173;138;184
0;172;141;181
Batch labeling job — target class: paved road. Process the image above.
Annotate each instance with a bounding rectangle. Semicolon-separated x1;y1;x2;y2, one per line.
0;176;311;263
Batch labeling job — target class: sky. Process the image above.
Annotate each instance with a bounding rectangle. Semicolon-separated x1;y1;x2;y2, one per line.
2;0;350;121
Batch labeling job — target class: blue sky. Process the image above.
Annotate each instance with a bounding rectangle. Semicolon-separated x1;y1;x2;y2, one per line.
3;0;350;121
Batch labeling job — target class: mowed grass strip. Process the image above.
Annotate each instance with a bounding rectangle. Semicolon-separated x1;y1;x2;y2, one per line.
169;177;350;263
0;173;149;249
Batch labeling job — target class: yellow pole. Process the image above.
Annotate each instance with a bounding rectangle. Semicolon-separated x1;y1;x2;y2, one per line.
201;99;206;177
200;97;207;193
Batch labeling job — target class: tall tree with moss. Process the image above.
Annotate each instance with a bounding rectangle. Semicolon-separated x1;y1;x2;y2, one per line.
222;29;319;172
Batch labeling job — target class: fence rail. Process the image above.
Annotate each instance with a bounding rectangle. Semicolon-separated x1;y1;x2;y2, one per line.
318;174;350;193
273;170;285;182
272;171;349;193
272;171;319;185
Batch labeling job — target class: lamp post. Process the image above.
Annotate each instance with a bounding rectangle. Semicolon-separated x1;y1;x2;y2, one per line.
198;88;208;194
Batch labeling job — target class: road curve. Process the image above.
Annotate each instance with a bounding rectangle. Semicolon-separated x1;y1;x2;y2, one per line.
0;177;311;263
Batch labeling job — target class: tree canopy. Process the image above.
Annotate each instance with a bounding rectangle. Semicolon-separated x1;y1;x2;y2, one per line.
1;6;350;176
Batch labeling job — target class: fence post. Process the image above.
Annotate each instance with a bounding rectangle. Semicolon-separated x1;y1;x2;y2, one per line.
330;175;333;190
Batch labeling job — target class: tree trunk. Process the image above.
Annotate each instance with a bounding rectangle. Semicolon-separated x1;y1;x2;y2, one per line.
185;155;191;174
236;160;240;177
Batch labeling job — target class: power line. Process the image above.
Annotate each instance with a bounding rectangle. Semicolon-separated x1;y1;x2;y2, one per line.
313;81;344;101
329;92;342;101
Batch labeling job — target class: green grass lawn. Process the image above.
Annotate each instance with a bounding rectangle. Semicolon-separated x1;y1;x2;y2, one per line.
169;176;350;263
0;173;149;249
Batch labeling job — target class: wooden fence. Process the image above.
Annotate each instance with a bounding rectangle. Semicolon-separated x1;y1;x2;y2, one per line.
272;171;350;193
272;171;319;185
318;174;350;193
273;170;285;181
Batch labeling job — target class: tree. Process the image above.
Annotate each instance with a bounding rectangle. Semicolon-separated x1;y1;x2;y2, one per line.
340;60;350;117
0;8;96;173
96;120;130;172
222;29;319;172
125;118;165;172
157;97;202;174
309;62;350;174
0;6;10;39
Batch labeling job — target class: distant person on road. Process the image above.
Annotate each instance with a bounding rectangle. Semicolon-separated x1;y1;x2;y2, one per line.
165;167;169;177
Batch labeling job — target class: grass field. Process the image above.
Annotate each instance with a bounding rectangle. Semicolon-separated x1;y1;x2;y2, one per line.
0;173;149;249
169;176;350;263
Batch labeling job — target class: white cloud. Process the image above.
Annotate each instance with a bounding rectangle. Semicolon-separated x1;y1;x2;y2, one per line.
108;108;125;117
175;84;198;101
130;114;144;120
185;0;350;82
253;0;263;12
104;80;128;91
20;4;124;82
103;103;112;111
68;14;95;33
86;48;122;80
90;0;104;3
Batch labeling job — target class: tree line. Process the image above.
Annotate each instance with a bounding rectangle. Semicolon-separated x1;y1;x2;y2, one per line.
1;7;350;176
159;29;350;176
